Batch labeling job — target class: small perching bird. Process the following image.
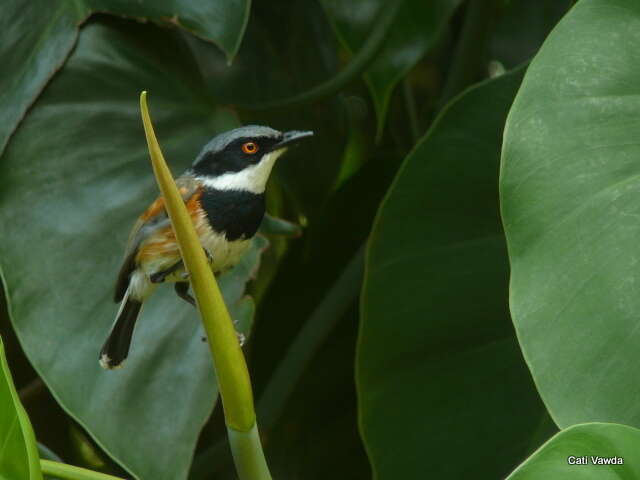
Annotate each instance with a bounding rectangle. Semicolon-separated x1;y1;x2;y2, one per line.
99;125;313;369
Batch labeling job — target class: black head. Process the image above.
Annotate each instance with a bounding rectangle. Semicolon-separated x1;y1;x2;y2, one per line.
191;125;313;179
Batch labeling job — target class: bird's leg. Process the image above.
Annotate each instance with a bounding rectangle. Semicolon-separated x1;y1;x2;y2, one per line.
174;282;196;306
150;261;184;284
203;249;214;270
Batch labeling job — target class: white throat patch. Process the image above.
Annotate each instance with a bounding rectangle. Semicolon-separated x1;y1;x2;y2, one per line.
197;149;285;194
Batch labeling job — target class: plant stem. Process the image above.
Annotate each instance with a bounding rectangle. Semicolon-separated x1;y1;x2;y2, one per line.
227;424;270;480
40;460;123;480
140;92;271;479
243;0;402;110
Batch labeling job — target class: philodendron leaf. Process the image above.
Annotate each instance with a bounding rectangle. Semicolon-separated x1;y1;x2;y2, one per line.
507;423;640;479
0;336;42;480
0;0;249;157
359;68;553;479
501;0;640;429
321;0;461;136
0;18;265;480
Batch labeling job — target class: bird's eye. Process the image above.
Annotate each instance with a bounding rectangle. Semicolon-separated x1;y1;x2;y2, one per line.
241;142;259;154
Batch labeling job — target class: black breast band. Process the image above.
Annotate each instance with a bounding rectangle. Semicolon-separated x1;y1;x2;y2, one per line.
199;188;266;241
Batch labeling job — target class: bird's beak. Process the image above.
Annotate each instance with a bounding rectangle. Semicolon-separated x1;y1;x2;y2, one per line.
272;130;314;151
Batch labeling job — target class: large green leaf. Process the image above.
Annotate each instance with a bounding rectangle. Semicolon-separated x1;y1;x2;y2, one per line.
501;0;640;429
508;423;640;479
0;0;249;157
0;336;42;480
0;18;268;480
321;0;461;136
359;68;553;479
88;0;250;58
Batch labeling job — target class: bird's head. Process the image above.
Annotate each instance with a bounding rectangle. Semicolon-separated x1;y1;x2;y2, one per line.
190;125;313;193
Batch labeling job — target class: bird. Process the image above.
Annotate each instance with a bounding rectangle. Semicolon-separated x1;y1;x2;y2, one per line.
99;125;313;369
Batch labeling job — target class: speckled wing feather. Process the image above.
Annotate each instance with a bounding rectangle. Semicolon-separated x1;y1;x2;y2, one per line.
114;175;200;301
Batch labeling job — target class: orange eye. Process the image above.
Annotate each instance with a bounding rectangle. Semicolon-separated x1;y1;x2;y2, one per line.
242;142;259;154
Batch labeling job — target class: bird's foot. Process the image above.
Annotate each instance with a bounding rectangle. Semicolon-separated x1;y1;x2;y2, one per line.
232;317;246;346
200;319;246;346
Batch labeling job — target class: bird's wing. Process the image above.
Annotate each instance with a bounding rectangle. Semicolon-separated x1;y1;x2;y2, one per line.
114;175;201;301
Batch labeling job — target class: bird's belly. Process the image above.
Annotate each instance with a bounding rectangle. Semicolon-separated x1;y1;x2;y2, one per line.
201;228;252;272
161;229;251;283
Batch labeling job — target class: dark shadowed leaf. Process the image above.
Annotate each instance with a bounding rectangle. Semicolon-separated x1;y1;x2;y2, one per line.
0;18;266;480
321;0;462;135
507;423;640;479
264;308;369;480
0;336;42;480
244;155;400;480
0;0;249;157
501;0;640;430
359;68;552;479
490;0;574;69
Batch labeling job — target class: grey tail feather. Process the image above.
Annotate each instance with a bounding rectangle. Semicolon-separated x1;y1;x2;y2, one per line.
99;291;142;370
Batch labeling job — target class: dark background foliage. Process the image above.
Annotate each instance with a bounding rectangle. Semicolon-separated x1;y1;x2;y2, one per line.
3;1;612;479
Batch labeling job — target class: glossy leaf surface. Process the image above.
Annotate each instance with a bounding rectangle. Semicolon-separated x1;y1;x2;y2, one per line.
508;423;640;479
0;0;249;156
501;0;640;429
359;68;551;479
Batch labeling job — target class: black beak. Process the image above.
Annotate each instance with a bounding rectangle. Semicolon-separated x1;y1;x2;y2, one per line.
272;130;314;150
